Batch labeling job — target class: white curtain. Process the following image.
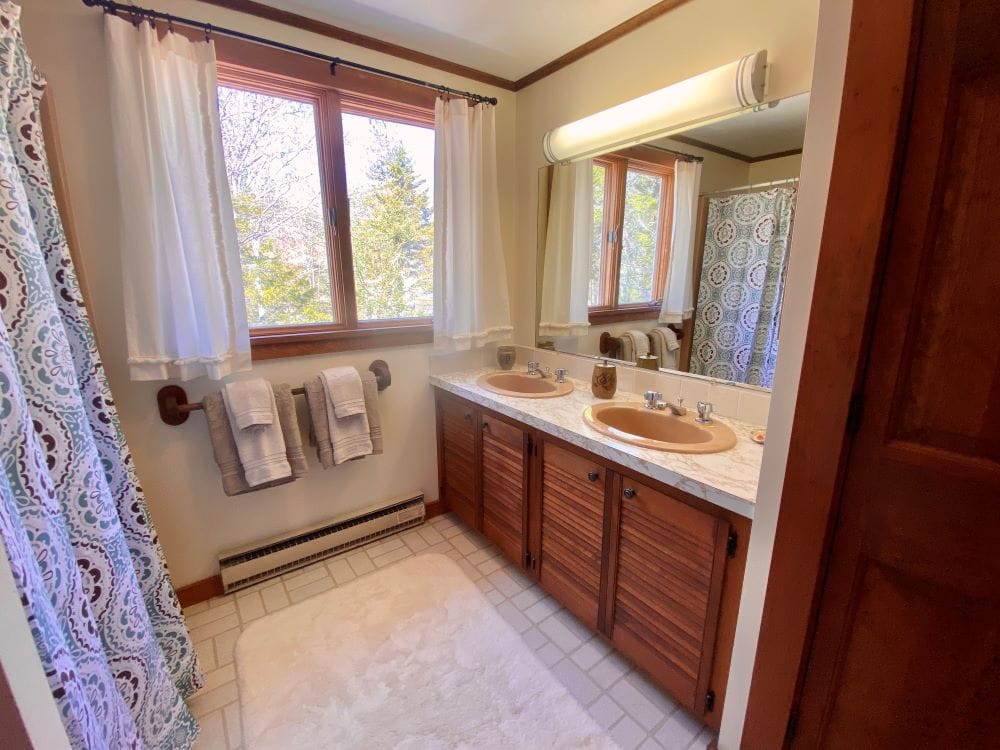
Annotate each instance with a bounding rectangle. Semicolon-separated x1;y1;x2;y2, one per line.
106;16;250;381
539;160;592;337
433;98;513;350
659;160;703;323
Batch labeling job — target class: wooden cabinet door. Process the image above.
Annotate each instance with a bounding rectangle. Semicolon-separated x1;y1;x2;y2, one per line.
537;441;607;631
608;477;730;716
480;413;527;566
438;396;479;531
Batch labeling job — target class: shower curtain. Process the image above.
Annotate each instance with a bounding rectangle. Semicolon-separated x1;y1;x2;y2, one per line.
0;4;201;748
690;186;797;387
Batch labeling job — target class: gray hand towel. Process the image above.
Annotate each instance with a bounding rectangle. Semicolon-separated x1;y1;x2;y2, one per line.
273;383;308;478
304;377;335;469
361;371;383;455
204;392;295;496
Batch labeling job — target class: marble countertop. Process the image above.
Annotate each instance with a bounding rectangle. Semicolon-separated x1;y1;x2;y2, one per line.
430;367;763;519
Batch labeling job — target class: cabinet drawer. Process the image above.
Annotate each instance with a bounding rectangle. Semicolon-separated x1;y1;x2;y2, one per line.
538;442;607;630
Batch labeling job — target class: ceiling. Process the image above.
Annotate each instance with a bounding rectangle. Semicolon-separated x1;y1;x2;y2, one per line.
254;0;664;81
674;92;811;160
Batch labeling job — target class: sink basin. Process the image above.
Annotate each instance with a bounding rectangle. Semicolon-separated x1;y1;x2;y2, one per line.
583;402;736;454
477;371;574;398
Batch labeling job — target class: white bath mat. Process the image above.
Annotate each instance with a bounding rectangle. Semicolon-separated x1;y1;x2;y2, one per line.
235;553;618;749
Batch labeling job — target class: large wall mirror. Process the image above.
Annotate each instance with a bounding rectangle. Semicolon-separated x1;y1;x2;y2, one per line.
536;91;808;390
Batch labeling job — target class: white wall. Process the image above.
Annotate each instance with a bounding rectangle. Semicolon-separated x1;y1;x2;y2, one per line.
514;0;821;345
717;0;852;745
20;0;517;586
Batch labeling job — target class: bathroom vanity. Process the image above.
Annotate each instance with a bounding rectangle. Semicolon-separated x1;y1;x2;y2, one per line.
431;370;758;732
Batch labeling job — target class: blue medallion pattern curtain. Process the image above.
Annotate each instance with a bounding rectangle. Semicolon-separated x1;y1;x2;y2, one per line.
690;186;797;387
0;4;202;748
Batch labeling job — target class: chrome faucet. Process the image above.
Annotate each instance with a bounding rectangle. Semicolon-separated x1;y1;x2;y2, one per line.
526;361;550;378
644;391;686;416
695;401;714;424
554;368;568;383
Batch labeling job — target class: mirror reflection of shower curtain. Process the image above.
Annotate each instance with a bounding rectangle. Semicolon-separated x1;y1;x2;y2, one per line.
690;187;797;387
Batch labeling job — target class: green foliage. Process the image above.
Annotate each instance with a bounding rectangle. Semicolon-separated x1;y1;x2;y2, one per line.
349;121;433;321
232;194;332;327
618;170;661;304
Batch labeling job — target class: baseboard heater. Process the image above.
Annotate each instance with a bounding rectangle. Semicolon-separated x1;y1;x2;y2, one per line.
218;493;425;593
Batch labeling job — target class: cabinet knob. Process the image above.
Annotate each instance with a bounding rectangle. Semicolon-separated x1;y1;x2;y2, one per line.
482;421;489;431
463;412;472;421
623;487;636;499
587;471;599;482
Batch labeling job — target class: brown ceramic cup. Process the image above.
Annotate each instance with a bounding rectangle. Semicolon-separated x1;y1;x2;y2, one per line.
591;361;617;399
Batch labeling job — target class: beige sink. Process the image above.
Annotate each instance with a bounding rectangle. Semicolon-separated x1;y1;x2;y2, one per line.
477;371;574;398
583;402;736;454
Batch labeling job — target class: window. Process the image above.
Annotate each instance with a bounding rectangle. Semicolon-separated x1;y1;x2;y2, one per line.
216;62;436;357
589;147;675;323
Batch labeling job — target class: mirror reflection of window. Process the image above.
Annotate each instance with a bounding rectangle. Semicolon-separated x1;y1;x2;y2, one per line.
589;148;674;317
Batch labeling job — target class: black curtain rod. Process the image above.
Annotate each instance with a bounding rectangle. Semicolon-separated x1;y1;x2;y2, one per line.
81;0;499;106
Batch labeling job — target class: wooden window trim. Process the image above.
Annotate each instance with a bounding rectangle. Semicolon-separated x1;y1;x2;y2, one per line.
214;35;436;359
589;147;675;323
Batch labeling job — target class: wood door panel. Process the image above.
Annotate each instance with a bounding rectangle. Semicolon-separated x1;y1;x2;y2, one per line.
887;68;1000;470
609;478;729;715
481;415;525;565
793;1;1000;746
815;559;1000;749
538;443;606;630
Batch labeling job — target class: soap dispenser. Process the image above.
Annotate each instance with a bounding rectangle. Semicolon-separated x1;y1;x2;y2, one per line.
591;359;617;399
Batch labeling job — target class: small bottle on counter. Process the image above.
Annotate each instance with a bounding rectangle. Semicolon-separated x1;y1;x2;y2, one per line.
591;360;617;399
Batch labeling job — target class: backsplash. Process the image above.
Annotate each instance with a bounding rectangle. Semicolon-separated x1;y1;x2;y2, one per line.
513;346;772;426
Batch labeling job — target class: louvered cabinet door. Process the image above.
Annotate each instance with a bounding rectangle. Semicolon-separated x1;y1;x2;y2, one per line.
480;414;527;567
608;478;730;715
438;396;479;531
537;442;607;631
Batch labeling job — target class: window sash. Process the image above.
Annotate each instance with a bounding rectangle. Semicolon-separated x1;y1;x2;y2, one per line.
215;53;435;357
589;149;675;321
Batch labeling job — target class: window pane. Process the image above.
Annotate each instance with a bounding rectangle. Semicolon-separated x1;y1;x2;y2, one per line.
590;164;607;307
342;113;435;321
218;86;335;328
618;169;663;305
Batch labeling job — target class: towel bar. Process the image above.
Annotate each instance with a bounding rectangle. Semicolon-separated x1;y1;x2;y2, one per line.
598;328;685;359
156;359;391;426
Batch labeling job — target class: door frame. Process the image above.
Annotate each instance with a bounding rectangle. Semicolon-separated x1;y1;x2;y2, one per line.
739;0;923;745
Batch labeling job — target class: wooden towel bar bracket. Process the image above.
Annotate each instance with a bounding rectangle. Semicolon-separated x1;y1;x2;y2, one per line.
155;359;391;426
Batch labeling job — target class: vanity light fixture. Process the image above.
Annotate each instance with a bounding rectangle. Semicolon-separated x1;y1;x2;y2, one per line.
542;50;768;163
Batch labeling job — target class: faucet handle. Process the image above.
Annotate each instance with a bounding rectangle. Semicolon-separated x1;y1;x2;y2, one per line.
696;401;714;423
555;368;568;383
527;360;540;373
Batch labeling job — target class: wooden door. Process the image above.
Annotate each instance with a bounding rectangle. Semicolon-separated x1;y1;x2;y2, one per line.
607;477;730;715
792;1;1000;746
536;442;608;631
480;413;527;566
438;396;479;531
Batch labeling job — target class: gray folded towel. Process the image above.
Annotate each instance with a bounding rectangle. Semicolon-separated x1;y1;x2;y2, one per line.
361;371;383;455
273;383;308;478
223;378;274;431
304;377;335;469
204;392;295;496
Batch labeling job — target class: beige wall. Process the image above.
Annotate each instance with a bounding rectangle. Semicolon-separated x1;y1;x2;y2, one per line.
748;152;804;183
20;0;517;586
514;0;820;344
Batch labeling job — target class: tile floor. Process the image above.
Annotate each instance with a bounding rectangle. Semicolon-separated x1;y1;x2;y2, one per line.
184;512;716;750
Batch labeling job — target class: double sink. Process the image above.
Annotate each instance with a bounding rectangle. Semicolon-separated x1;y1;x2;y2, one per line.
476;370;736;455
